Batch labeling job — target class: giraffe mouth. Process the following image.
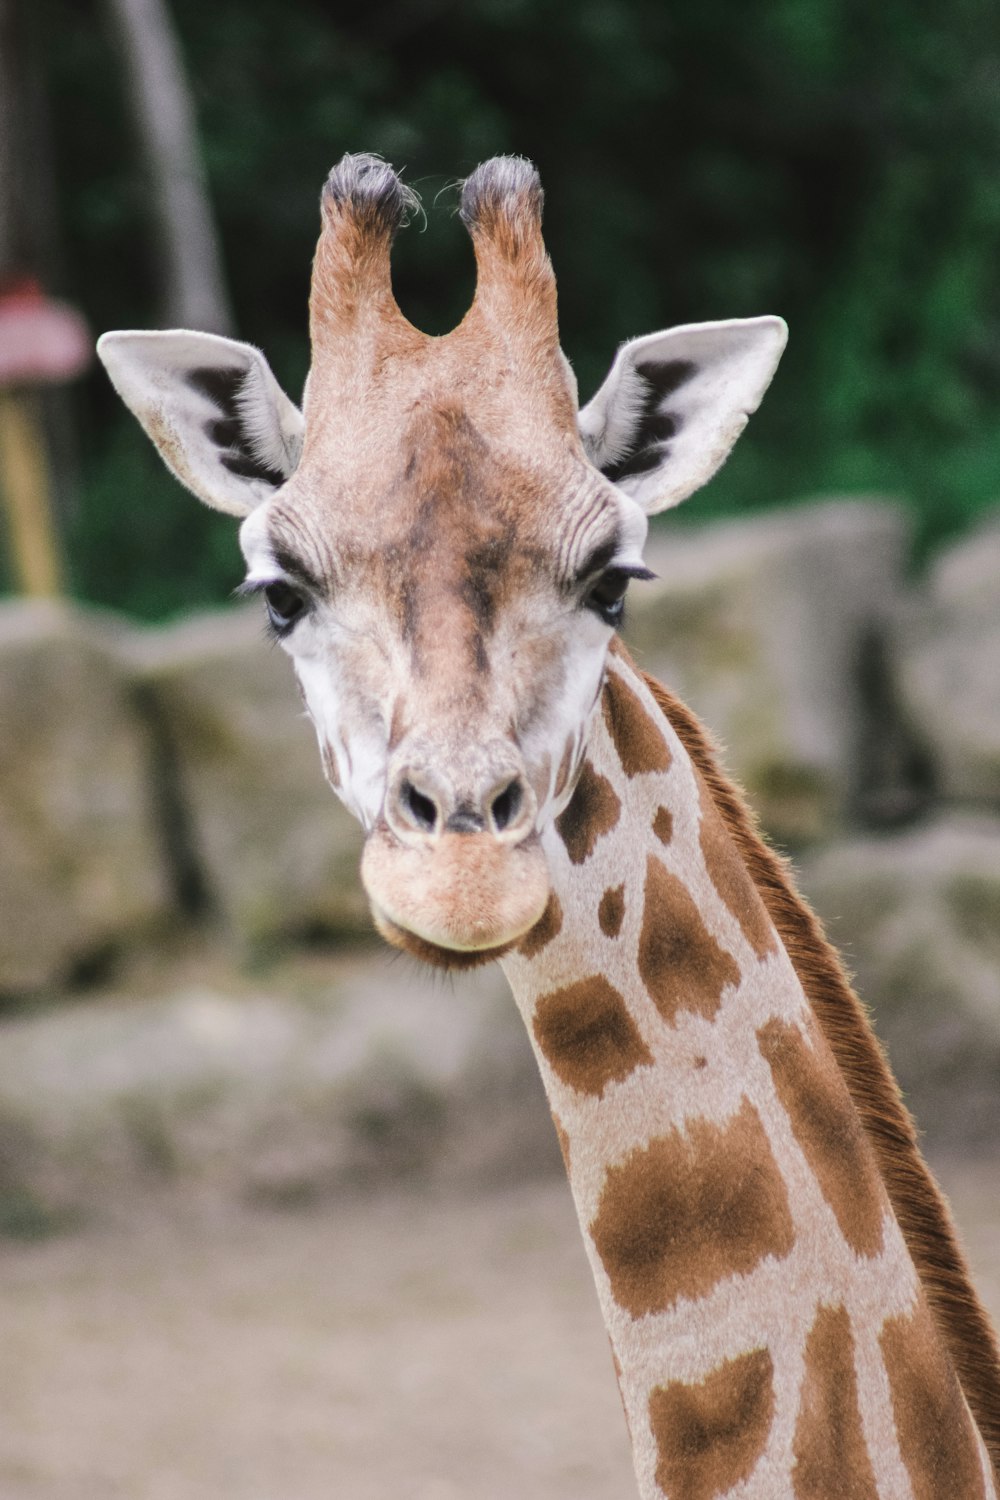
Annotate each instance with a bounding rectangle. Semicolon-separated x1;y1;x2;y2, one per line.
360;825;550;968
368;912;519;971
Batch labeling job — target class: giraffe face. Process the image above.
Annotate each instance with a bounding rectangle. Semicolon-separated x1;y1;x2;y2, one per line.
237;391;650;966
97;153;786;967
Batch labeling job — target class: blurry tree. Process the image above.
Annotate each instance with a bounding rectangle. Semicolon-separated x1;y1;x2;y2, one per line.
103;0;232;333
23;0;1000;618
0;0;78;597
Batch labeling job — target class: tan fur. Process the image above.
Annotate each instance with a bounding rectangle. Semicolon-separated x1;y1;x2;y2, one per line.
794;1305;878;1498
361;825;549;953
649;1348;776;1500
638;854;741;1022
533;974;654;1097
105;152;999;1496
555;759;622;863
630;649;1000;1481
589;1100;796;1319
881;1298;989;1499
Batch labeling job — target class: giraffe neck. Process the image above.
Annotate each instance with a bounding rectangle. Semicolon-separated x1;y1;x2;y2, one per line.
501;647;998;1500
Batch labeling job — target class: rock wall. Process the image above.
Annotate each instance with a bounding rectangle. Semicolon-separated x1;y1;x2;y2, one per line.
0;498;997;1156
132;610;368;944
0;955;558;1230
0;602;169;992
628;500;914;842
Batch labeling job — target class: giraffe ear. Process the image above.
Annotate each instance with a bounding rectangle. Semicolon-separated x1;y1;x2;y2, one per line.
578;316;787;515
97;329;305;517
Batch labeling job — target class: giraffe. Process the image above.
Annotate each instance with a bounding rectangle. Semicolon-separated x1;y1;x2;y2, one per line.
97;153;1000;1499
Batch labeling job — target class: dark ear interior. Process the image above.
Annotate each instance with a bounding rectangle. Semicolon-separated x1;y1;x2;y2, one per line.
187;366;289;487
599;359;697;484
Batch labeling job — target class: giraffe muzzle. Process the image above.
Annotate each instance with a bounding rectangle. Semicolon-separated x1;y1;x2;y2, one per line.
360;823;550;967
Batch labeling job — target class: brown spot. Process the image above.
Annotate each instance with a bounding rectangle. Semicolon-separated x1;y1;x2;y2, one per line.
693;1055;707;1070
387;699;408;752
589;1099;794;1318
554;739;575;800
653;805;674;845
533;976;653;1098
638;856;741;1024
758;1018;885;1258
698;781;776;957
518;893;563;958
602;671;672;778
633;650;1000;1472
598;884;626;938
611;1346;634;1444
648;1347;775;1500
552;1113;572;1172
793;1305;878;1498
880;1298;988;1500
555;758;621;864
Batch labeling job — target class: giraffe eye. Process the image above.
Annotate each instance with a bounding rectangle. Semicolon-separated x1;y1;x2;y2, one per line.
585;569;631;626
264;580;307;634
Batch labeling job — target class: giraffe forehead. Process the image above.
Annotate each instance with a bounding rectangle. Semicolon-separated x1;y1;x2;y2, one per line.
262;399;631;601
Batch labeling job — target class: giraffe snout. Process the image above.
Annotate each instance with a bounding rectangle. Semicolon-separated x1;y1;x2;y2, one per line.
363;740;548;966
383;746;537;847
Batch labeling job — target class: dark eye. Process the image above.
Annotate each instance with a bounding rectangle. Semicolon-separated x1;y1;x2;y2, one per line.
264;580;307;634
585;568;631;626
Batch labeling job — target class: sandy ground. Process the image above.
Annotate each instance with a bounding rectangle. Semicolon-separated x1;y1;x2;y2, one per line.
0;1159;998;1500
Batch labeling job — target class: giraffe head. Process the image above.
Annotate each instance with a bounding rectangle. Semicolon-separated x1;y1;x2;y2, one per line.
98;154;786;968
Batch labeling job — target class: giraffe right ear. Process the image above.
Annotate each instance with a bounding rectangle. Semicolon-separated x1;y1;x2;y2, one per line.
578;316;787;515
97;330;305;517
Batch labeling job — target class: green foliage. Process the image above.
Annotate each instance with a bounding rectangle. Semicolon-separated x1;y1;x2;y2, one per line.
33;0;1000;616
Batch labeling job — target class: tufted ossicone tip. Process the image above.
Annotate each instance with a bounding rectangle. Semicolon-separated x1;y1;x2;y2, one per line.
458;155;560;363
309;154;420;355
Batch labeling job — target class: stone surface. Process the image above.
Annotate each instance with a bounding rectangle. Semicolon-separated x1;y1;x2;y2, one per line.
0;951;555;1224
800;814;1000;1148
0;601;169;994
133;606;368;946
624;499;910;845
894;518;1000;804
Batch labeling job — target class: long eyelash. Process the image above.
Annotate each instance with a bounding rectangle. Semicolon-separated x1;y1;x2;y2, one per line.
234;578;268;600
574;562;658;591
234;578;284;644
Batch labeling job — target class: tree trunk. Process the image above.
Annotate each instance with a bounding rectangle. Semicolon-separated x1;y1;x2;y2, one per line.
0;0;65;597
103;0;233;334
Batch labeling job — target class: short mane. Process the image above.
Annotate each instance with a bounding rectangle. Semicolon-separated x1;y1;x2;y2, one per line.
631;653;1000;1477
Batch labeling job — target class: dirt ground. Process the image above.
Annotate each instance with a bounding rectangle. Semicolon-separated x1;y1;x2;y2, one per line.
0;1160;997;1500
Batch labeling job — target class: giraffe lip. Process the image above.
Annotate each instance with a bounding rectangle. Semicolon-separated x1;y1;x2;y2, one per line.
360;825;550;963
368;910;518;971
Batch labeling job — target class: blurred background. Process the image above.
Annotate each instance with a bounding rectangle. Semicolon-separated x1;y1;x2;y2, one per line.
0;2;998;1497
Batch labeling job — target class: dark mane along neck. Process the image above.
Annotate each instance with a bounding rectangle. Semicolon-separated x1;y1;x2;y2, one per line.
630;653;1000;1477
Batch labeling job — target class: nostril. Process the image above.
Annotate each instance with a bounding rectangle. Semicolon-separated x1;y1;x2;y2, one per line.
490;779;523;834
401;779;439;833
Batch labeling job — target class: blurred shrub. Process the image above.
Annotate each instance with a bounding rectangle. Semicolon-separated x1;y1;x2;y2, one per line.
35;0;1000;617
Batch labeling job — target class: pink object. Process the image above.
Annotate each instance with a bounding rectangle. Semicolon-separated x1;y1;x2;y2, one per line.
0;277;92;387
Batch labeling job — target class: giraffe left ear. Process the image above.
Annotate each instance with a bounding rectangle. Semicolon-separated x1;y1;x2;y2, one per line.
578;316;787;515
97;329;304;517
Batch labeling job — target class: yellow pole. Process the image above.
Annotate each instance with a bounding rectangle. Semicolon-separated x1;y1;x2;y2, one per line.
0;386;63;597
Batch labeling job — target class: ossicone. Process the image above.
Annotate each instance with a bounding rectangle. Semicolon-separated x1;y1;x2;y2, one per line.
320;152;422;240
459;156;544;242
309;154;422;356
458;155;558;360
